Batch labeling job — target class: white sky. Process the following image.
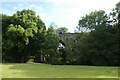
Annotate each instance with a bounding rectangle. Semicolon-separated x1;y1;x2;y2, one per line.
47;0;119;32
1;0;120;32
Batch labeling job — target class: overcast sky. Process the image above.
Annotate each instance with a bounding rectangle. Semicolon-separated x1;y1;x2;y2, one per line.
1;0;119;32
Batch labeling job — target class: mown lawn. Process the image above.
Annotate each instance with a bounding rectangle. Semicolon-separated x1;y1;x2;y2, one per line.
1;63;119;78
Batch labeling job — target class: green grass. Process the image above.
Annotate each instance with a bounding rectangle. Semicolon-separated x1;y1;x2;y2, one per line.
1;63;119;78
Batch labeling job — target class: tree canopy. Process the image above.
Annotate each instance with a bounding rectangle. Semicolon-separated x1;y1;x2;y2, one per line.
56;27;68;33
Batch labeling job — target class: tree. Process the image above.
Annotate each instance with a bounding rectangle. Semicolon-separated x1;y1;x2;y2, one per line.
88;25;118;65
65;32;90;65
76;8;119;65
114;1;120;65
108;1;120;65
56;27;68;34
2;9;46;62
2;14;14;62
78;10;108;31
0;14;1;63
44;26;60;64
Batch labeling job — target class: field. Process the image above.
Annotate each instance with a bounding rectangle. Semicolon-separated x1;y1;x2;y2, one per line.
1;63;119;78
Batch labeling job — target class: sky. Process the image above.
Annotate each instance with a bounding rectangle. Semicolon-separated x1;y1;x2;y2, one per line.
1;0;119;32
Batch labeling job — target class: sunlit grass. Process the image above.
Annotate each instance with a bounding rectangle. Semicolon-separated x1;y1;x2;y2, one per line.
0;63;2;79
1;63;119;78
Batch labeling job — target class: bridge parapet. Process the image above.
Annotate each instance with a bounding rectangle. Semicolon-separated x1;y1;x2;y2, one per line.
59;33;79;45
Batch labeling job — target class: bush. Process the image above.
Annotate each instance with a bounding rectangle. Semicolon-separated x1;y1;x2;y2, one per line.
27;59;34;63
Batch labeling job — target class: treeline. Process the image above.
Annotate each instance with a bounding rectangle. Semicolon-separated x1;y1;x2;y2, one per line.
2;2;120;66
65;2;120;66
2;9;60;63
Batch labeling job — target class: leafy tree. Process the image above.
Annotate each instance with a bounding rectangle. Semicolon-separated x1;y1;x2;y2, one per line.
114;1;120;65
78;10;108;31
65;32;90;65
76;8;119;65
0;14;1;63
44;26;60;64
2;9;46;62
2;14;14;62
56;27;68;33
88;25;118;65
107;1;120;65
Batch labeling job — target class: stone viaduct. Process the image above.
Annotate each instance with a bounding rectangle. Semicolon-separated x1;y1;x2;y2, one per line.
59;33;79;46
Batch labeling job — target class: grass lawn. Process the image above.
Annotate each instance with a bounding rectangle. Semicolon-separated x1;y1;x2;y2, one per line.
1;63;119;78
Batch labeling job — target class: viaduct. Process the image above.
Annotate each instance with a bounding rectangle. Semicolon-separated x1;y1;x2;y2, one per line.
59;33;79;46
